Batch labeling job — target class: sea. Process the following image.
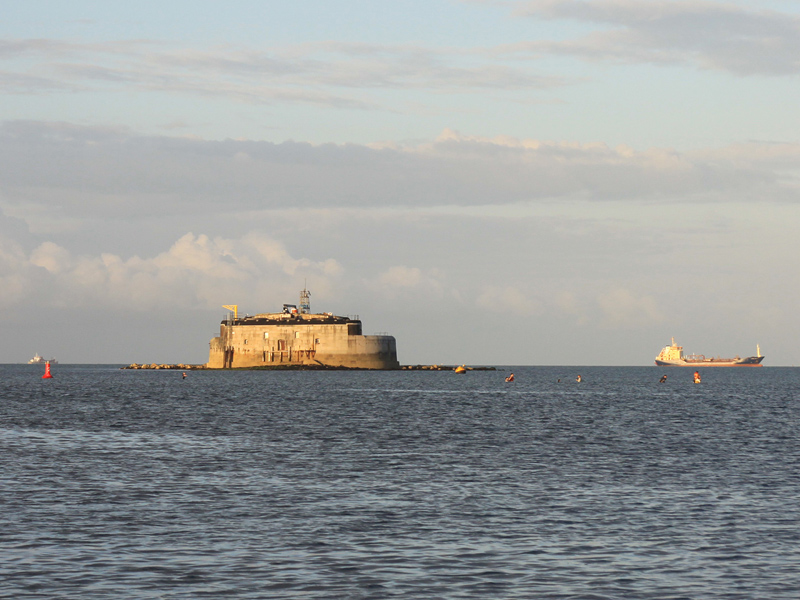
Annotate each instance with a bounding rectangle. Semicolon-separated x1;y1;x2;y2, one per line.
1;364;799;599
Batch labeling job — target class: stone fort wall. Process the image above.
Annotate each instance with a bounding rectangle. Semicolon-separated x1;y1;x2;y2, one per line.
207;321;399;369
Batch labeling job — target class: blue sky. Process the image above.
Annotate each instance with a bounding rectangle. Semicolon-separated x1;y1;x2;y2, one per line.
2;0;800;365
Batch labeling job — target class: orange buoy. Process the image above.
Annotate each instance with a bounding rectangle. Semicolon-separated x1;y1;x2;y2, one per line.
42;361;53;379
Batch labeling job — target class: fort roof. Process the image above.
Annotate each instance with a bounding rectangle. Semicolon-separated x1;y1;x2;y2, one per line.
224;312;359;326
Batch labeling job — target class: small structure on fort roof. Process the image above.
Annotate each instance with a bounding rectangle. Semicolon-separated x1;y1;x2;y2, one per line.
207;288;400;369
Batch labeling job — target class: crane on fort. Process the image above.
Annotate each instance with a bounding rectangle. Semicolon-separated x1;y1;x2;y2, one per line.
222;305;238;320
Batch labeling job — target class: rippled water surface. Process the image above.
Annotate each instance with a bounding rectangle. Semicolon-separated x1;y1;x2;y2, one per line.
2;365;799;599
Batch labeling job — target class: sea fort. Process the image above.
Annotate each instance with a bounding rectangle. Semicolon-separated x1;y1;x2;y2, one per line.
206;289;400;370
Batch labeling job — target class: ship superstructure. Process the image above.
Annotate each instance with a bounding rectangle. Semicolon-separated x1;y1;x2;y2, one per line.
28;353;57;365
655;338;764;367
207;288;399;369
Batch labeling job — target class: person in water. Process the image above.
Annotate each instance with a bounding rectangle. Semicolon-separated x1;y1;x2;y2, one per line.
576;375;582;382
693;370;701;384
660;374;668;383
505;373;515;382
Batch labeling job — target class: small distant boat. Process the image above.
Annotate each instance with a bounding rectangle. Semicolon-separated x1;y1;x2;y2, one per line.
454;365;467;374
28;353;57;365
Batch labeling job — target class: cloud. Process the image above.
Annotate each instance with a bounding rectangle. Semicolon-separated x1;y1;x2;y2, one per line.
0;237;33;307
378;265;425;288
0;39;143;58
153;42;565;92
0;39;87;58
0;36;565;109
1;122;797;229
552;290;588;324
595;287;662;328
29;241;72;273
499;0;800;75
372;265;446;300
3;231;343;311
476;285;541;314
3;2;798;116
0;70;82;94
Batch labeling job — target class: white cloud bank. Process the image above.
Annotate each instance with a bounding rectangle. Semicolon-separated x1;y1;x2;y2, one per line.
2;232;342;311
2;122;797;224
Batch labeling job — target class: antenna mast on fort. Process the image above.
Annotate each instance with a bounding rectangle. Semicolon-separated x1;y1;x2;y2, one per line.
299;286;311;314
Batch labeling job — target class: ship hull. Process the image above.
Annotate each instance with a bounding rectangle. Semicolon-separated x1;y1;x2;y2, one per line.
655;357;764;367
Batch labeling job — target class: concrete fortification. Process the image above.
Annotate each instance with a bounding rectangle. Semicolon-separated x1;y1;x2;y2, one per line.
207;289;400;370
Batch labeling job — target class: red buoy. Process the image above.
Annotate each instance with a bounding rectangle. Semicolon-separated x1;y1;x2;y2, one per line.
42;361;53;379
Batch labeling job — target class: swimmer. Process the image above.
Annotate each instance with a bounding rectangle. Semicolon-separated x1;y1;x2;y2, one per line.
660;374;667;383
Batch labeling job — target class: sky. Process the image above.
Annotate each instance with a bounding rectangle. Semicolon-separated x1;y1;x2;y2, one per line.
1;0;799;366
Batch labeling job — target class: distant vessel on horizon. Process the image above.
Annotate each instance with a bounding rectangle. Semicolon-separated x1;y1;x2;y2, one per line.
28;353;57;365
655;338;764;367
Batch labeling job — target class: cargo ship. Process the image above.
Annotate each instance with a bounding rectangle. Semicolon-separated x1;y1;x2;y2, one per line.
655;338;764;367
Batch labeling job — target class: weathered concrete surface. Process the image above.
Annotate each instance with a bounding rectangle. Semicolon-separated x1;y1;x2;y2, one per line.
207;316;400;370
